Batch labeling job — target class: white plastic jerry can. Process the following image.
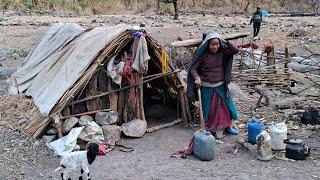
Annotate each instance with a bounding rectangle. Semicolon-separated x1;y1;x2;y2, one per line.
256;130;273;161
269;122;288;150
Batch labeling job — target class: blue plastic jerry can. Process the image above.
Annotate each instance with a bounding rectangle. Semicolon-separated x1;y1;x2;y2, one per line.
193;129;215;161
248;119;264;144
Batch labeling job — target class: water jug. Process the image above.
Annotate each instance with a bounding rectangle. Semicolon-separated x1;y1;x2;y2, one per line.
256;130;273;161
248;119;264;144
193;129;215;161
270;122;287;150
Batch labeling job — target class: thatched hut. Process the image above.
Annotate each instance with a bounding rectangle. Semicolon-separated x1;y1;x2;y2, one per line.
9;23;190;139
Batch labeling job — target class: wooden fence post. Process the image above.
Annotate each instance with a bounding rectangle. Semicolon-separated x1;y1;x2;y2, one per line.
266;44;276;73
285;45;290;73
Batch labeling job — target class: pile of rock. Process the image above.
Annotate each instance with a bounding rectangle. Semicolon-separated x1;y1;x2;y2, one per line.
42;111;147;143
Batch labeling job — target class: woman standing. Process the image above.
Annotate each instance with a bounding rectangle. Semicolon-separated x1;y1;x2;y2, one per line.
187;32;239;136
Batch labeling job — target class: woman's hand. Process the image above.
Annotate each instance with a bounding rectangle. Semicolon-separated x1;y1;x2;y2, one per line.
195;77;201;88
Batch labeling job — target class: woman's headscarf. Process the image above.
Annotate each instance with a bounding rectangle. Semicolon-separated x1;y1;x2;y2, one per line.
192;32;223;62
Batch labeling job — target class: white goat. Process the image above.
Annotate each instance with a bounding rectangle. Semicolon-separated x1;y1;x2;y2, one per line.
59;143;100;180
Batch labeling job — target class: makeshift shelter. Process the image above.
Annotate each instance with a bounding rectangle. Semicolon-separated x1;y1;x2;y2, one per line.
9;23;190;139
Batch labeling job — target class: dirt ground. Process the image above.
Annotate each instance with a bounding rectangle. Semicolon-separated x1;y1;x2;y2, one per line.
0;12;320;179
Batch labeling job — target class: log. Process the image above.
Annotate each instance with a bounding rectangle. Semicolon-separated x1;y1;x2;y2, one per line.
146;119;182;133
61;108;112;120
170;32;250;47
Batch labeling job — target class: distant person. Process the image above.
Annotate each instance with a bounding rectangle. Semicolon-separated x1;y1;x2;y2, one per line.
250;7;263;39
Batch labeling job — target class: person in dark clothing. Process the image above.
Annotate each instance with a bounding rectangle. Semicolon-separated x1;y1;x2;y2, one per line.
250;7;263;38
187;32;239;137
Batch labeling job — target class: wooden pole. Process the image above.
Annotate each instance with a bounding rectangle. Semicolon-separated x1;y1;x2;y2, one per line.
52;114;63;138
146;119;182;133
197;88;205;129
61;108;112;120
285;45;290;73
139;74;146;121
266;44;276;74
70;71;178;106
178;87;188;125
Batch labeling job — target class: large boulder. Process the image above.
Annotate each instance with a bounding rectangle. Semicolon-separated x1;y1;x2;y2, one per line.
62;117;79;133
0;67;15;80
78;121;104;141
122;119;147;138
78;115;93;126
95;111;118;126
101;125;122;142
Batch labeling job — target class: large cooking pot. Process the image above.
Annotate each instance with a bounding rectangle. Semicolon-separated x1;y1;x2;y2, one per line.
284;139;310;160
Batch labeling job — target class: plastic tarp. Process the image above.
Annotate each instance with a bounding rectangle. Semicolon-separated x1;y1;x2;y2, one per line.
25;24;128;117
10;23;85;94
47;127;84;156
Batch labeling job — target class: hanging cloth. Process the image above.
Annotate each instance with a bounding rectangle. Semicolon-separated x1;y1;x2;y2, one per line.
161;48;168;73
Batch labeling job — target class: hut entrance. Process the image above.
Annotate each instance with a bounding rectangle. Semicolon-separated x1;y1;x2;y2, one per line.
143;79;178;128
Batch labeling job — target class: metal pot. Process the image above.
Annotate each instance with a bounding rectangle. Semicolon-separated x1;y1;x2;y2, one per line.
284;139;310;160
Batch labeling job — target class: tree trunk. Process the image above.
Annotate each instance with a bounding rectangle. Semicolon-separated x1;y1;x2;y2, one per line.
157;0;160;10
173;0;178;19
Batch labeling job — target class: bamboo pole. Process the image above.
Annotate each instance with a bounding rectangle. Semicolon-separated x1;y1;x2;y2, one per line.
146;119;182;133
61;108;111;120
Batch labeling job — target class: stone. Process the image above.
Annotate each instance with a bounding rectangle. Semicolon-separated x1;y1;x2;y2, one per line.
17;118;29;128
140;22;146;27
47;128;57;135
78;121;104;141
42;135;56;143
101;125;122;142
95;111;118;126
0;48;6;61
289;62;315;73
63;117;79;133
122;119;147;138
78;115;93;126
0;67;15;80
301;59;311;65
228;83;248;102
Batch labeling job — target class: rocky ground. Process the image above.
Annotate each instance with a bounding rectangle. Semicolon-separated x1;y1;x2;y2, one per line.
0;11;320;179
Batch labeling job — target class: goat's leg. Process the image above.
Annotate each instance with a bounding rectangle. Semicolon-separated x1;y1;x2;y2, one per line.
62;168;72;180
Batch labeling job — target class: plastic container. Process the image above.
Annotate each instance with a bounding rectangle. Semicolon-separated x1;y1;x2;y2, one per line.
248;119;264;144
256;130;273;161
270;122;287;150
193;129;215;161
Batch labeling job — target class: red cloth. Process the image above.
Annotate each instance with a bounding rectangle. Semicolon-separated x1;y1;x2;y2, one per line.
206;91;232;132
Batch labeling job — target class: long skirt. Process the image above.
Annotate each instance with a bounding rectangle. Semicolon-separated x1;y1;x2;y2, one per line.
201;85;237;132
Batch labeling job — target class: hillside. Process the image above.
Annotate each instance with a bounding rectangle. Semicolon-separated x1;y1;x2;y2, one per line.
0;0;319;15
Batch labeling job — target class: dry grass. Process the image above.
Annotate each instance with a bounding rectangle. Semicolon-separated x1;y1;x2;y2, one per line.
0;94;35;129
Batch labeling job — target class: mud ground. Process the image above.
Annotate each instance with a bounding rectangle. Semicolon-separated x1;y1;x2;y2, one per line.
0;12;320;179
